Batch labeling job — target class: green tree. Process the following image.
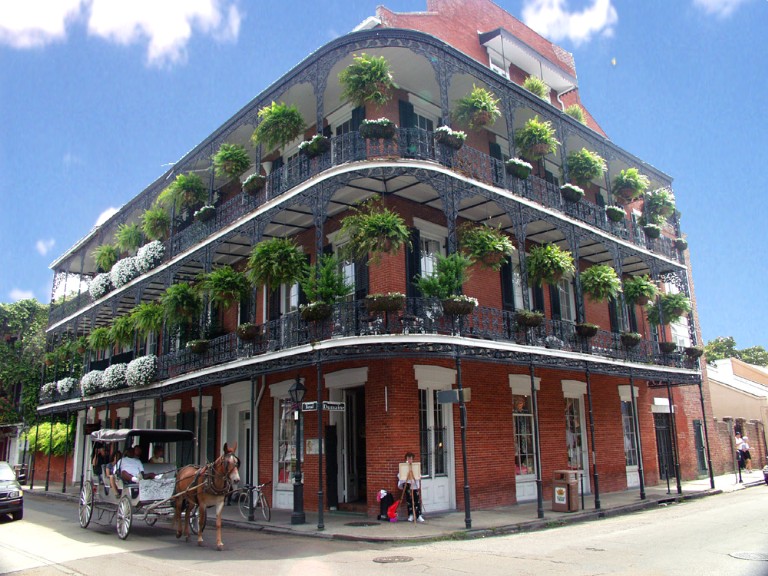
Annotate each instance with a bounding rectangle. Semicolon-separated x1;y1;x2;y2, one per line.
703;336;768;366
0;299;48;424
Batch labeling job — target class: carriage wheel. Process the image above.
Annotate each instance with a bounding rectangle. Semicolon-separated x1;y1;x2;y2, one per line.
188;505;206;535
116;496;133;540
78;482;93;528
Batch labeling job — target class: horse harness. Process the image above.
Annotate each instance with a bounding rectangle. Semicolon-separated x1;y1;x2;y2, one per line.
182;453;237;500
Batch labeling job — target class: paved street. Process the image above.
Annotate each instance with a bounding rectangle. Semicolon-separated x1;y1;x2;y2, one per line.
2;484;767;575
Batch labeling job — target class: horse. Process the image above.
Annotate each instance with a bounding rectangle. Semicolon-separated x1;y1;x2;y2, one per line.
173;443;240;550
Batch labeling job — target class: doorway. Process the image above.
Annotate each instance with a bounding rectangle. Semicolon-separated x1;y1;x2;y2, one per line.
654;413;676;480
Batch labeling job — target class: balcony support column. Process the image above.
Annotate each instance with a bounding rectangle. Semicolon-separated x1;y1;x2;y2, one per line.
512;208;531;310
565;226;585;323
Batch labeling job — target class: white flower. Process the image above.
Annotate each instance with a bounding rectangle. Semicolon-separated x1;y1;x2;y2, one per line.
110;257;139;288
56;377;78;396
89;273;113;300
194;205;215;219
448;295;478;305
361;117;394;126
136;241;165;274
102;363;128;390
434;126;467;140
40;381;57;401
126;355;157;387
81;371;104;395
506;157;532;169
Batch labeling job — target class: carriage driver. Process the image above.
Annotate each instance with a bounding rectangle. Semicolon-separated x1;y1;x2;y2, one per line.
119;446;156;483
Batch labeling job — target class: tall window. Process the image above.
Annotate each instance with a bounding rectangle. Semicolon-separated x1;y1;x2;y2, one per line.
418;389;447;478
277;400;301;485
557;278;575;322
621;401;638;466
565;398;584;469
420;237;442;276
513;395;535;475
414;112;433;132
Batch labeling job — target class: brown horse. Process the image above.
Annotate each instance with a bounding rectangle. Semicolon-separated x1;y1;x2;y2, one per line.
173;444;240;550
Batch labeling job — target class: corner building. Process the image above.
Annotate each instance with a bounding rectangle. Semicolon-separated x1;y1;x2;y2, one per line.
39;0;714;519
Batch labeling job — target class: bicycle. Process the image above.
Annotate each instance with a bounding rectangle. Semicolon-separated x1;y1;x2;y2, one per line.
237;481;271;521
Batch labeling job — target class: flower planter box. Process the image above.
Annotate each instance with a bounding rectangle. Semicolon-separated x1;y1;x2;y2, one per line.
187;340;209;354
441;298;476;316
659;342;677;354
300;303;333;321
684;346;704;358
675;238;688;251
195;207;215;222
621;333;642;348
643;224;661;239
605;206;625;223
575;323;599;338
365;295;405;313
360;123;396;140
515;310;544;328
435;132;465;150
236;324;261;341
300;136;331;158
560;184;584;203
242;174;266;195
505;161;532;180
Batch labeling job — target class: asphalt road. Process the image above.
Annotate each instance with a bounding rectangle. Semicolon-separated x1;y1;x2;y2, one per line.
2;487;767;575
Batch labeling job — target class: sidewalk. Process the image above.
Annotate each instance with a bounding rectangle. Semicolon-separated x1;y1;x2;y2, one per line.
24;470;766;543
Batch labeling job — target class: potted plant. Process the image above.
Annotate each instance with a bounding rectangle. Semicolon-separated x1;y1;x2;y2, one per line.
659;341;678;354
213;143;251;180
684;345;704;358
580;265;622;302
74;336;88;355
514;116;559;161
515;309;545;328
114;223;144;256
88;327;113;352
338;53;395;108
247;237;306;291
298;134;331;158
339;197;411;264
298;254;353;321
566;148;607;188
196;265;251;310
458;222;515;270
505;157;533;179
43;352;57;367
644;188;676;220
434;126;467;150
194;205;216;222
242;173;267;195
612;168;649;205
236;322;262;342
251;101;306;151
646;292;692;325
522;75;549;101
141;207;171;241
526;243;575;286
415;253;475;314
186;339;209;354
156;173;208;214
605;205;626;223
675;238;688;251
365;292;406;313
575;322;599;338
623;275;658;306
453;85;501;130
135;240;165;273
126;355;157;388
160;283;202;333
560;183;585;203
109;314;136;349
620;331;642;348
92;244;119;273
564;104;586;125
359;118;396;139
129;301;165;339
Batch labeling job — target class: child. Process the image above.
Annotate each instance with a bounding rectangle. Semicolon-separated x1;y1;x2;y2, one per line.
397;451;424;523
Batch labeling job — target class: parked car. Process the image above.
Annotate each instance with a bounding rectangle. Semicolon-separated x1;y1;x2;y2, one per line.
0;461;23;521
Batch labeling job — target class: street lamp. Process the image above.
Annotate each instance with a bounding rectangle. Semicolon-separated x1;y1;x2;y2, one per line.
289;375;306;525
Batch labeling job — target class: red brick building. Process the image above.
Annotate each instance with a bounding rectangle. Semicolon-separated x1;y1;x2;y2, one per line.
39;0;713;521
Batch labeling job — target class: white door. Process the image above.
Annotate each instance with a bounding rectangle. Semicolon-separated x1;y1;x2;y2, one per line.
564;396;590;493
512;395;537;501
418;389;454;512
621;401;639;488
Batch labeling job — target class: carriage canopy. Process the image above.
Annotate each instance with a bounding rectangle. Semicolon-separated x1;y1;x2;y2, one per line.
90;428;195;444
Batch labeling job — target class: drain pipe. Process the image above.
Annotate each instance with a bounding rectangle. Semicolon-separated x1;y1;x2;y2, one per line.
556;86;577;112
253;376;266;488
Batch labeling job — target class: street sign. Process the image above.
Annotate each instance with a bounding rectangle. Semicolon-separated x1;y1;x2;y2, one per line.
301;401;318;411
300;401;346;411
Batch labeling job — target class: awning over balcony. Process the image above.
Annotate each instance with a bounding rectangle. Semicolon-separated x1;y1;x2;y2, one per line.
479;27;578;95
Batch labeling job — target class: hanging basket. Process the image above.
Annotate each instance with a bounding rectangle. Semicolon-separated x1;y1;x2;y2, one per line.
633;295;650;306
659;342;678;354
441;298;476;316
620;332;642;348
684;346;704;358
243;174;266;195
615;187;638;204
365;294;405;313
515;310;544;328
435;132;465;150
360;123;396;140
643;224;662;239
187;340;209;354
236;324;261;341
300;302;333;321
560;184;584;203
605;206;626;223
575;323;599;338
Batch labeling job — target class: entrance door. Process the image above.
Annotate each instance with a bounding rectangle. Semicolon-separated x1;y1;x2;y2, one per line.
342;387;366;503
693;420;708;473
564;396;590;493
654;413;676;480
419;389;453;511
513;395;537;501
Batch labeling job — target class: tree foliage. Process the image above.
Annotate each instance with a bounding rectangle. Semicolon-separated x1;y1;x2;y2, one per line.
0;299;48;424
23;419;75;456
704;336;768;366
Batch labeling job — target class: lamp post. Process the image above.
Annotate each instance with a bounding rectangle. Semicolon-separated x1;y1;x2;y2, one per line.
289;375;306;525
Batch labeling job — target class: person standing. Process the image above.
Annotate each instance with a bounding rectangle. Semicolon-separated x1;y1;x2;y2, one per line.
397;451;425;523
741;434;753;473
91;445;108;486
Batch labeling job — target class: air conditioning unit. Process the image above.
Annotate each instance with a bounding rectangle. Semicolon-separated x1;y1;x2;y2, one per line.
490;61;509;79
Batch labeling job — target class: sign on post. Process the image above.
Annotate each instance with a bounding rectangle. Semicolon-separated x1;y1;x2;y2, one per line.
301;401;346;411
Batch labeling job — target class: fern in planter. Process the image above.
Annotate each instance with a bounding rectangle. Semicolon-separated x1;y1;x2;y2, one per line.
612;168;649;204
156;173;207;214
196;265;251;310
92;244;119;273
566;148;607;188
644;188;676;220
458;222;515;270
620;331;642;348
338;53;395;108
339;197;411;265
114;223;144;256
515;309;544;327
87;327;113;352
213;143;251;180
623;275;658;306
527;243;575;286
130;302;165;338
247;237;306;291
646;292;691;325
251;101;306;151
299;254;353;306
565;104;586;125
141;207;171;241
453;85;501;130
575;322;599;338
675;238;688;251
161;283;202;331
514;116;559;161
109;314;136;349
579;265;621;302
522;75;549;101
415;252;472;300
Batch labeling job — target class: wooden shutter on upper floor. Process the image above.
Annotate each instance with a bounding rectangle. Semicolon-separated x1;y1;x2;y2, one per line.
549;284;562;319
500;260;515;311
405;228;422;298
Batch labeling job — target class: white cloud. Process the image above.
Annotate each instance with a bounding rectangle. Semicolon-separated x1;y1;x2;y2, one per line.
0;0;241;67
87;0;241;67
10;289;35;301
36;238;55;256
522;0;618;46
692;0;750;17
0;0;82;49
95;207;119;226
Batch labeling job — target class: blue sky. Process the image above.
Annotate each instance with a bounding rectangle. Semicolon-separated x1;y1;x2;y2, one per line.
0;0;765;347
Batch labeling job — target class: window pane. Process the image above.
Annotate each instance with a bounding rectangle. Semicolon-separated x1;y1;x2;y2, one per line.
621;401;638;466
513;395;535;475
564;398;583;469
432;390;446;476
